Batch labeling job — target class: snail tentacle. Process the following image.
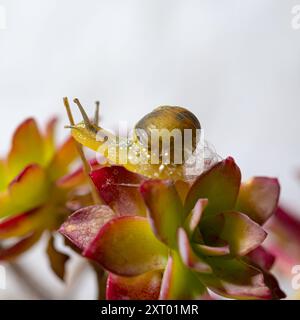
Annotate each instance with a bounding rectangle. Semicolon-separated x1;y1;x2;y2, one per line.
94;101;100;126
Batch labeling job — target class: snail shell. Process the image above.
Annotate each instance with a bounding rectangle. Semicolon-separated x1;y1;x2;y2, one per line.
134;106;201;164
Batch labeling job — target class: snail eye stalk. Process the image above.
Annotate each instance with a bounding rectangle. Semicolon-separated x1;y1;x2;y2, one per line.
73;98;92;128
94;101;100;126
73;98;99;134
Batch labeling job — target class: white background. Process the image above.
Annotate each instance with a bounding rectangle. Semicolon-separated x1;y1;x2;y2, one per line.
0;0;299;299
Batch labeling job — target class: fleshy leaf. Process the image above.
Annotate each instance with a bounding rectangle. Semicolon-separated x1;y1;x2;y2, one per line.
0;164;49;218
0;159;7;191
175;180;190;203
7;119;45;180
106;271;162;300
236;177;280;225
43;117;58;164
56;159;102;189
247;246;275;271
140;180;184;248
90;166;147;216
184;157;241;217
200;211;267;256
0;207;45;239
184;199;207;238
0;232;42;261
194;244;230;257
83;216;168;276
271;206;300;243
198;258;273;300
257;269;286;300
48;137;78;180
56;169;87;190
46;234;70;281
245;249;286;299
177;228;212;273
159;251;208;300
59;205;116;251
265;207;300;272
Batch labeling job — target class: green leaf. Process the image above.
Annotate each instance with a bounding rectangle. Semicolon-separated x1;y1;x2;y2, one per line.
200;211;267;256
236;177;280;225
0;165;49;218
198;258;273;300
48;137;78;181
184;157;241;218
140;179;184;248
184;198;207;238
160;251;208;300
106;271;162;300
0;207;45;239
83;216;168;276
7;119;45;180
177;228;212;273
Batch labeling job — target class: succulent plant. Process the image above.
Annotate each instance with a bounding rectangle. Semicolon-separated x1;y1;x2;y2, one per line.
0;100;290;300
60;158;285;299
0;118;99;279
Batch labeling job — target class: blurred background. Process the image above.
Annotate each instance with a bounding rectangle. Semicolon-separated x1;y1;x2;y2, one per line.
0;0;299;299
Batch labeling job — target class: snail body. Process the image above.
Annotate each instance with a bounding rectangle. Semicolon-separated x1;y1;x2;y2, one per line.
69;101;201;180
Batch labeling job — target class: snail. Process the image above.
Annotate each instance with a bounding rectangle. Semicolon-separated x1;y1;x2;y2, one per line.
65;98;201;180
